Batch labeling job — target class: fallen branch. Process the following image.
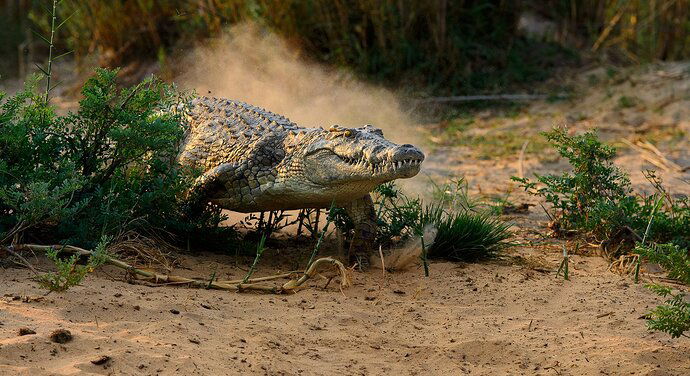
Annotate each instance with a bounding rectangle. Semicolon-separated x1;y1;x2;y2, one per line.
415;94;567;104
8;244;350;294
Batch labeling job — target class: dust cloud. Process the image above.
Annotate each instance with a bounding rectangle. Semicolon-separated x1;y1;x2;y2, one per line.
371;225;438;272
174;23;420;145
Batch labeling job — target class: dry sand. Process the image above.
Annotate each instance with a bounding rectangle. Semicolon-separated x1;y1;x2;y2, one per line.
2;242;690;375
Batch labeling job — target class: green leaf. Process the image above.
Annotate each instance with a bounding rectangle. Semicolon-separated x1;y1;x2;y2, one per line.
31;29;51;45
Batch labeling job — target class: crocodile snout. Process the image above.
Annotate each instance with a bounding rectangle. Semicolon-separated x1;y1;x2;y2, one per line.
386;144;424;177
392;144;425;163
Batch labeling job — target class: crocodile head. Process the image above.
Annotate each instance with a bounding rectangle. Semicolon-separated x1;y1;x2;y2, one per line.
288;124;424;202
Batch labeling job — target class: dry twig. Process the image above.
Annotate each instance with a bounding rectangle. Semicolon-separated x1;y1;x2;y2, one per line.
416;94;564;103
621;138;686;173
518;140;529;179
8;244;350;294
378;245;386;280
4;246;40;276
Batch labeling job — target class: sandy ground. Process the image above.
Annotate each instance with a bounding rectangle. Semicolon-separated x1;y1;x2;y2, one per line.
2;242;690;376
2;62;690;375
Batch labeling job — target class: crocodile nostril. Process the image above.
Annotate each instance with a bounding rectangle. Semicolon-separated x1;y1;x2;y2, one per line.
392;144;425;162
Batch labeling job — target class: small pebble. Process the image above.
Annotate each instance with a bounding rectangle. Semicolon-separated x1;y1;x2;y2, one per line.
91;355;111;365
18;327;36;336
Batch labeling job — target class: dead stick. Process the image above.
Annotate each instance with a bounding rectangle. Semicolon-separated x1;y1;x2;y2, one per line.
518;140;529;179
217;272;298;284
596;312;614;319
296;209;305;240
378;245;386;280
640;141;684;171
621;139;677;172
5;246;40;275
415;94;565;103
16;244;251;290
313;209;321;239
11;244;347;293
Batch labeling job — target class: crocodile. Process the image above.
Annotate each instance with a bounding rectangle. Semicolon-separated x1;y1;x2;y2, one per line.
176;97;425;266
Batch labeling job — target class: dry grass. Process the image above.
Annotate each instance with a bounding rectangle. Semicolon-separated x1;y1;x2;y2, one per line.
544;0;690;62
34;0;546;93
106;231;179;272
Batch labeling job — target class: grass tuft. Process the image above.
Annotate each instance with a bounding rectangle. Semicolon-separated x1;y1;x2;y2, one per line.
422;204;512;262
357;181;513;263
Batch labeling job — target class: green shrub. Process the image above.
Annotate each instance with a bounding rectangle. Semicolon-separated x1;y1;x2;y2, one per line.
513;128;690;251
0;69;228;249
372;183;425;244
513;127;637;239
645;284;690;339
36;236;111;292
637;242;690;284
637;241;690;339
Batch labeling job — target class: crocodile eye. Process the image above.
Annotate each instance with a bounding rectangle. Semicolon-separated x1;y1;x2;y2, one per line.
344;130;352;137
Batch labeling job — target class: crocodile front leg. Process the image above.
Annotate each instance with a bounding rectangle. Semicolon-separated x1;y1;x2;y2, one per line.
343;194;377;270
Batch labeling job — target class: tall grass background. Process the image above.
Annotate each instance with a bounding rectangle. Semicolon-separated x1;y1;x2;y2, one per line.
2;0;690;92
45;0;535;94
541;0;690;63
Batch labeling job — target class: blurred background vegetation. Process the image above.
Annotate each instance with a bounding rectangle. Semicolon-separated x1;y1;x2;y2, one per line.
1;0;689;94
